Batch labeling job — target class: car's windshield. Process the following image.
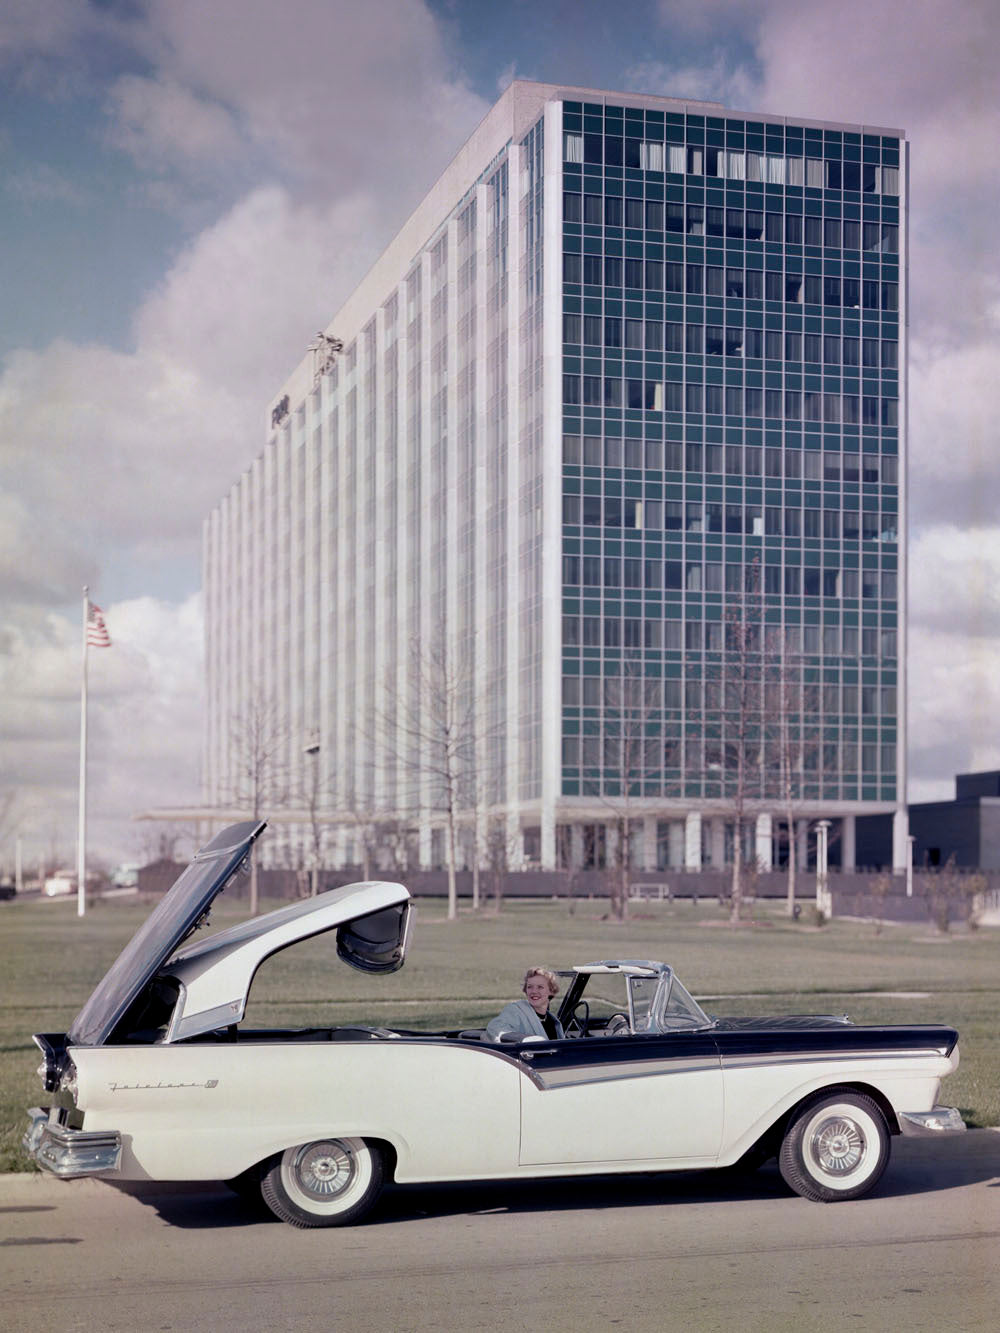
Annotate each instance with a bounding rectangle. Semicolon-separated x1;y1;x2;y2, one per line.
661;973;713;1030
628;976;659;1031
583;973;630;1022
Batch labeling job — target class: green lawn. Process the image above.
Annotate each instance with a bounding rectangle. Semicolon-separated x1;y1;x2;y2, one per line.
3;892;997;1171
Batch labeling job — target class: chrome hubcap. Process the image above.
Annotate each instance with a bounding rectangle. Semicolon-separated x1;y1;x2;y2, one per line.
294;1142;355;1199
811;1115;865;1174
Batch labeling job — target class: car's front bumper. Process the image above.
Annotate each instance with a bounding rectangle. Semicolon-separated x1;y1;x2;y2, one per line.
898;1105;966;1136
24;1108;122;1177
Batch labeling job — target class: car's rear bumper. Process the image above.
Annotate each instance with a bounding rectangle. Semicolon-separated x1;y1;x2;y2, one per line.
898;1105;966;1136
24;1108;122;1177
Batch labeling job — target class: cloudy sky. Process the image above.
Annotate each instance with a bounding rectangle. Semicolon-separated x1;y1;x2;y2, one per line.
1;0;998;869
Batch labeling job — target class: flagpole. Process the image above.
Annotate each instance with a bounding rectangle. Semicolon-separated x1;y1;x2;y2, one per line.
77;586;88;918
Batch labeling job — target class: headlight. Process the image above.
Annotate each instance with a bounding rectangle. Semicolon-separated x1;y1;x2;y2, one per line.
60;1060;78;1101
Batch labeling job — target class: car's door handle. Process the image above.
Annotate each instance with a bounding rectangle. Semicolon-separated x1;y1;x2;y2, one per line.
520;1048;558;1059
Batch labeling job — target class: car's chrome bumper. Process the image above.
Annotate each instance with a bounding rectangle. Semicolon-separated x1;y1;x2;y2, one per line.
24;1108;122;1177
898;1106;966;1136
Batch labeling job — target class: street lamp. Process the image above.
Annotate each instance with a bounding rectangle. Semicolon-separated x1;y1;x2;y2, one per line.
303;737;320;896
815;819;832;919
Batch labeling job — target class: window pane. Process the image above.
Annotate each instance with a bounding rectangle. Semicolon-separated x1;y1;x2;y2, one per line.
584;194;602;225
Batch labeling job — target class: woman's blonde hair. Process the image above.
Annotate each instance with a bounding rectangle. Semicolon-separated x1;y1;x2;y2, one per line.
523;967;559;997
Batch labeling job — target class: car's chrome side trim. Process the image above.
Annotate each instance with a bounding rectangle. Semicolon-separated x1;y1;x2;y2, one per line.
898;1106;966;1135
720;1047;951;1069
533;1055;720;1090
24;1109;122;1177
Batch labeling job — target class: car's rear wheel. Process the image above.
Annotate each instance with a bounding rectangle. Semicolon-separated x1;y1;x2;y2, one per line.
779;1091;890;1202
261;1137;384;1227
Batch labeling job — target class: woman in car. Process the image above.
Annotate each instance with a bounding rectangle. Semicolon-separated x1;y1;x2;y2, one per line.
486;967;564;1041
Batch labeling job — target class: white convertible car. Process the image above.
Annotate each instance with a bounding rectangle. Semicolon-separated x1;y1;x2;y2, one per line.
26;821;965;1227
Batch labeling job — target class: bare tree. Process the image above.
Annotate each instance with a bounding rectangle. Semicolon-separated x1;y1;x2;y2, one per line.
762;632;808;916
133;822;194;867
224;694;292;914
0;789;21;875
370;816;418;878
719;562;766;923
483;812;514;913
926;856;987;934
380;632;478;921
592;654;658;921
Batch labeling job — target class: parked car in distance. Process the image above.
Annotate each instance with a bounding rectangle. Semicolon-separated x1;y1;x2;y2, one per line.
0;878;16;901
42;870;76;897
25;820;966;1228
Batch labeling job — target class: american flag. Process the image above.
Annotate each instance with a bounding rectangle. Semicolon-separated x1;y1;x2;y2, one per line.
86;601;111;648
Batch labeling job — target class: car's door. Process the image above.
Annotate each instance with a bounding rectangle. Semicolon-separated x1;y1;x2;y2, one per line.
516;1030;723;1167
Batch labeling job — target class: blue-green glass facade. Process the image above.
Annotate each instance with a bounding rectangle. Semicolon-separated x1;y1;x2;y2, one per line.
557;98;902;811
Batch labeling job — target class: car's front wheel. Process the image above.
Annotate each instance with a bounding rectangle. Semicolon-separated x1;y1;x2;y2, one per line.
779;1090;890;1202
261;1137;384;1227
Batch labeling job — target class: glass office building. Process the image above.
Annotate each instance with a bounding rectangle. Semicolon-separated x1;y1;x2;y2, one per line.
203;81;908;874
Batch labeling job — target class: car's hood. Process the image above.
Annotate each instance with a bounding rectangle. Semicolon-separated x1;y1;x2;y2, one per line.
68;821;266;1047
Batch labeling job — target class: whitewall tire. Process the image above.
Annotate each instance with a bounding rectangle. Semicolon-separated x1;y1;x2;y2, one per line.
261;1137;384;1227
779;1091;890;1202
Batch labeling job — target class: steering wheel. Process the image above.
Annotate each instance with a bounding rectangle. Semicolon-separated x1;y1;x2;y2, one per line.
603;1012;630;1037
566;1000;589;1038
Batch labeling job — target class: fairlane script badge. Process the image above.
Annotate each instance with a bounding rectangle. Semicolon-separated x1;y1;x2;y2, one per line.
109;1080;219;1091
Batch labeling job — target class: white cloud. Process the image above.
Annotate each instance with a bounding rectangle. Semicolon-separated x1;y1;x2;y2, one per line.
0;183;387;610
118;0;487;204
3;162;87;206
627;54;756;108
909;324;1000;527
907;524;1000;797
0;1;489;603
909;525;1000;639
0;1;490;868
105;73;245;168
0;594;203;867
908;625;1000;798
0;0;102;62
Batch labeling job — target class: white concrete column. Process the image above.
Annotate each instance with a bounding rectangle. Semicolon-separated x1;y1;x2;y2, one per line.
684;811;702;870
606;820;620;872
642;816;657;870
842;814;856;871
570;822;585;870
755;813;773;871
418;824;433;871
710;818;726;869
669;819;685;869
540;803;557;870
796;818;809;871
507;813;525;871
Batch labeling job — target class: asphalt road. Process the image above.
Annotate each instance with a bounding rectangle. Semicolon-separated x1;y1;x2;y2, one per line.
3;1132;998;1333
